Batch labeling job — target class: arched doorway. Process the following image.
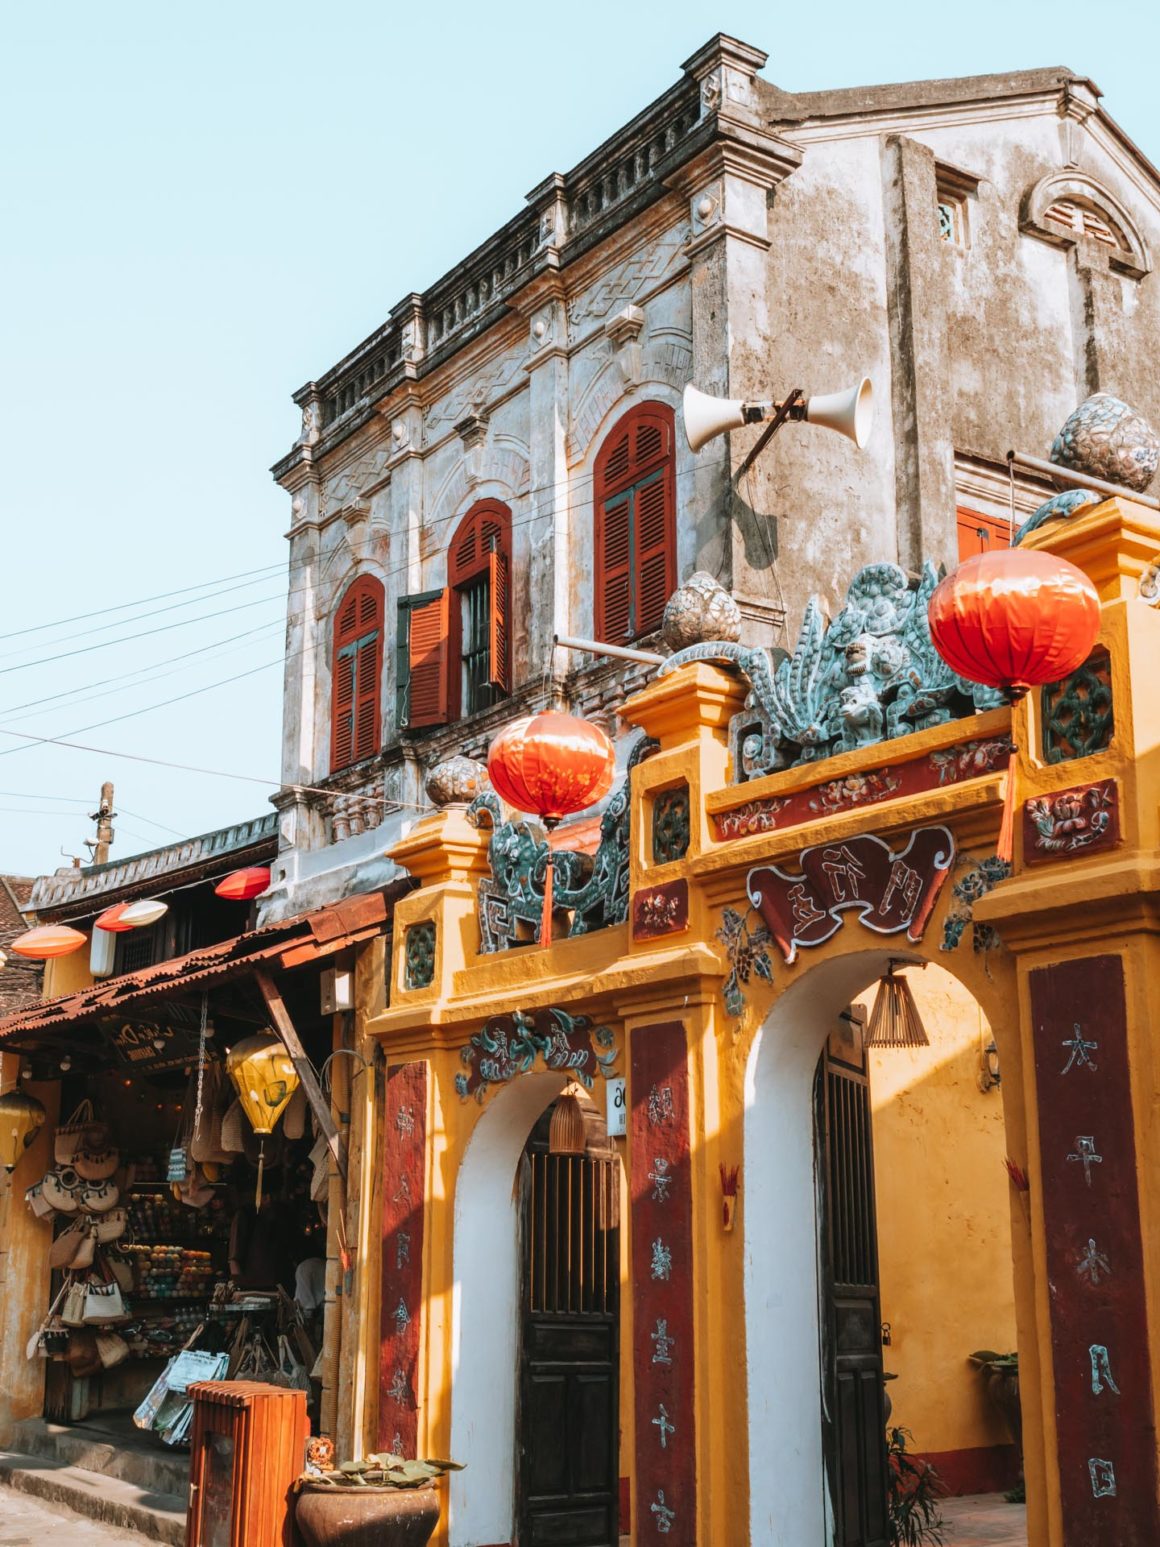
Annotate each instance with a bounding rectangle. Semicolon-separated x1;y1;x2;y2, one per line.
449;1071;623;1547
745;949;1021;1546
516;1092;620;1545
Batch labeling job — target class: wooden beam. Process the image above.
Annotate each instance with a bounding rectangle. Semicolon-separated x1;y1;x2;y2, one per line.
254;968;348;1182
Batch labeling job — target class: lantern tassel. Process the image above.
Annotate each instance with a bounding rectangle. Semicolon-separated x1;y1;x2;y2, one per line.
997;747;1017;864
255;1140;265;1210
541;851;554;949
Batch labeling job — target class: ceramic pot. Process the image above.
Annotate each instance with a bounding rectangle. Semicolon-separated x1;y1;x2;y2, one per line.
296;1484;440;1547
1050;393;1160;493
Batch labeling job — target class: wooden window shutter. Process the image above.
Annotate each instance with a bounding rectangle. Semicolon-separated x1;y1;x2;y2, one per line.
956;507;1011;562
332;647;356;770
597;494;632;644
353;631;382;761
635;468;674;636
487;547;511;694
594;402;676;644
400;590;449;728
331;575;384;772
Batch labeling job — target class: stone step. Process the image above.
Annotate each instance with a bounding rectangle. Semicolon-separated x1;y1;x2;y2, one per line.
9;1419;189;1499
0;1450;186;1546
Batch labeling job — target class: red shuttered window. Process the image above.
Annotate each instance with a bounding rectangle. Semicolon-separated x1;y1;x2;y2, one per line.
396;501;512;730
330;575;384;772
594;402;677;644
956;507;1012;561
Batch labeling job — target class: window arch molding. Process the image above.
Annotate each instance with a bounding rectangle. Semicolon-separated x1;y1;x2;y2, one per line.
592;399;677;646
329;571;385;772
1020;171;1151;279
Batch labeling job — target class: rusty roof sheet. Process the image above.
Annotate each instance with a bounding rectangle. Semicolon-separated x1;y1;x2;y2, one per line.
0;884;406;1044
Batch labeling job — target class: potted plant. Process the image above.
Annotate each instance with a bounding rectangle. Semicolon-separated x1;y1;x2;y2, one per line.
295;1451;464;1547
969;1350;1023;1501
886;1427;946;1546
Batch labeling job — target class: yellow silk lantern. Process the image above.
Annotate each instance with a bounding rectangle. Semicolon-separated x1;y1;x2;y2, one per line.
225;1034;300;1206
0;1089;47;1173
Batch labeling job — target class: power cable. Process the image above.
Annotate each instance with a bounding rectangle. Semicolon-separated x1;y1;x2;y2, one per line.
0;620;284;725
0;559;289;642
0;593;287;677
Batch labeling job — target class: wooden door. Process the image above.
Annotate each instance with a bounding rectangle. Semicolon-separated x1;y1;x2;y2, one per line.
517;1117;619;1547
816;1010;889;1547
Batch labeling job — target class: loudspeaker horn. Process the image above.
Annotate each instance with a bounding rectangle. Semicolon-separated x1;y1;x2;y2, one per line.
804;377;874;449
682;384;755;454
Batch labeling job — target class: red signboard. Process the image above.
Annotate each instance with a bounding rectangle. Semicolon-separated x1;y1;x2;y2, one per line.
631;1023;695;1545
1031;957;1160;1546
747;826;954;964
378;1060;427;1456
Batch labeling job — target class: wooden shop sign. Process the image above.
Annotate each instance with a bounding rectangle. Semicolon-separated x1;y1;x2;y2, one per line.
747;825;954;964
104;1016;204;1073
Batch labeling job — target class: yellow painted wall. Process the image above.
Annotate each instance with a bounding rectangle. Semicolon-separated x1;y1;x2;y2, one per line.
42;943;94;999
869;965;1016;1457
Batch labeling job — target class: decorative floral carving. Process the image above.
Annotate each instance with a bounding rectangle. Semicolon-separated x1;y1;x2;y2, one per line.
404;922;436;990
940;856;1012;952
716;907;774;1017
808;771;901;814
713;798;792;840
633;879;689;940
661;562;1001;783
454;1008;617;1102
1024;780;1118;861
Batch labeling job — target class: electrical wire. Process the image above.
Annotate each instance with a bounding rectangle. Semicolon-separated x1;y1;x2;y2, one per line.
116;806;190;840
0;559;290;642
0;593;288;677
0;620;285;726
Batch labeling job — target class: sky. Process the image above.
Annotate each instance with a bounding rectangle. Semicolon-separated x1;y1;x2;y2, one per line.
2;0;1158;879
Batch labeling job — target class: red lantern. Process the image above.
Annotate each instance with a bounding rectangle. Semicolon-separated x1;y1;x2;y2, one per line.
928;549;1101;860
9;925;87;960
214;866;272;901
487;712;616;945
96;899;169;933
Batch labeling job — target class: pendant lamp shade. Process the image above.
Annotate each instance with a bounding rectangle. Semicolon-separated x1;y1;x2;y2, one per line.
225;1033;299;1136
9;925;87;960
96;899;169;933
487;712;616;826
928;550;1100;699
866;966;930;1049
0;1089;46;1172
549;1092;588;1156
214;866;272;902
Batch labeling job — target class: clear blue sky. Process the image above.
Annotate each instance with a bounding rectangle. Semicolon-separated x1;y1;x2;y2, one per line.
2;1;1157;878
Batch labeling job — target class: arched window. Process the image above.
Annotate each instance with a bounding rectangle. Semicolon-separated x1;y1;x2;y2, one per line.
448;500;511;718
330;574;384;771
395;502;511;729
593;402;677;645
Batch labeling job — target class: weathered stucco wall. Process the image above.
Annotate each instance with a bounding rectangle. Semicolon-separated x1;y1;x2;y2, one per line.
870;966;1017;1466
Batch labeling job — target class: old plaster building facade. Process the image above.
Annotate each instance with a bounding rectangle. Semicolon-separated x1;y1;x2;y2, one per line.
5;32;1160;1547
263;34;1160;923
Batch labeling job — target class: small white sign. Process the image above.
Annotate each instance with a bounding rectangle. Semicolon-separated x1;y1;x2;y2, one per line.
606;1076;627;1138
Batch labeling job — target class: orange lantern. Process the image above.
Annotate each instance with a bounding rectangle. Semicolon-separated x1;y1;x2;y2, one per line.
214;866;271;901
487;712;616;945
96;899;169;932
928;549;1101;860
9;925;87;960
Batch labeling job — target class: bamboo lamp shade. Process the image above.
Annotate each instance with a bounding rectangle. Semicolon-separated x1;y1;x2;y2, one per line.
866;967;930;1049
548;1092;588;1156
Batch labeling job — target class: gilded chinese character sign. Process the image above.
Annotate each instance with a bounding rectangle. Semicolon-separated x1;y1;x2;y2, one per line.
746;826;954;964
